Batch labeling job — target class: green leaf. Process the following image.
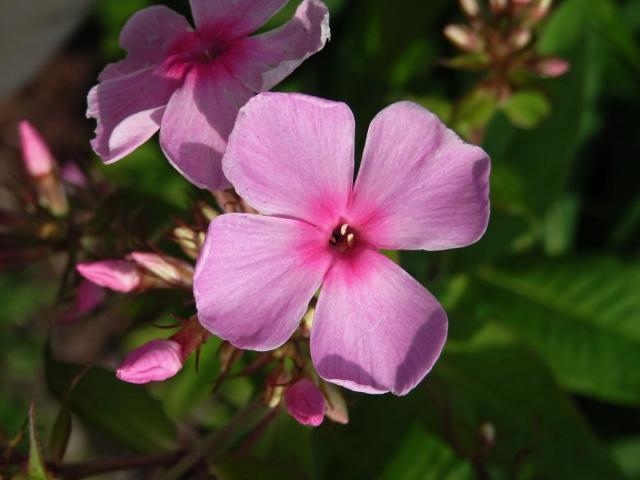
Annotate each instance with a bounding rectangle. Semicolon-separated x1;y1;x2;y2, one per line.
610;436;640;479
28;403;51;480
469;256;640;405
435;323;624;479
543;193;580;256
452;88;498;140
379;424;473;480
45;354;177;453
500;91;551;129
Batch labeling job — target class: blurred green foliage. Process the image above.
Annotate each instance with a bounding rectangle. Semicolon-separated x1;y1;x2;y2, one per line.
1;0;639;478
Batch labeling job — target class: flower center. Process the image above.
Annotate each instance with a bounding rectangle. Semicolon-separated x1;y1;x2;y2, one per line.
329;223;356;253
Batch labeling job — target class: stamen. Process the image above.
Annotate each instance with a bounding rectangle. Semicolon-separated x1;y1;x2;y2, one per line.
340;223;349;236
346;233;355;247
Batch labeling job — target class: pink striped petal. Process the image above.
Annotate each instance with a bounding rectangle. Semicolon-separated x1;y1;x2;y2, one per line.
76;260;141;293
159;66;253;190
350;102;490;251
189;0;287;34
311;248;447;395
285;379;325;427
99;6;191;81
226;0;330;91
88;68;177;163
223;93;354;227
194;214;331;351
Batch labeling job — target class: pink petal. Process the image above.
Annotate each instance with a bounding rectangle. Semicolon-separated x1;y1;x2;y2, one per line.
18;121;55;177
349;102;490;251
311;248;447;395
76;260;141;293
194;214;332;351
87;68;178;163
285;379;326;427
223;93;354;227
116;339;183;384
189;0;287;35
98;6;191;81
226;0;330;91
159;66;253;190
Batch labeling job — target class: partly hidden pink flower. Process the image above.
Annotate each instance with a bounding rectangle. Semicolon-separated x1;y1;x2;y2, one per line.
76;260;142;293
285;379;325;427
116;339;184;384
88;0;330;190
59;279;106;325
19;120;55;177
194;93;491;395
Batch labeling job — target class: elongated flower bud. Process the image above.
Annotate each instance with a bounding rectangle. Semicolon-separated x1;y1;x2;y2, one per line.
459;0;480;17
173;226;205;260
489;0;507;14
76;260;141;293
533;57;570;77
531;0;552;20
129;252;193;288
444;24;484;52
116;339;183;384
59;280;106;324
285;379;325;427
19;121;55;177
324;382;349;425
18;121;68;217
510;28;532;49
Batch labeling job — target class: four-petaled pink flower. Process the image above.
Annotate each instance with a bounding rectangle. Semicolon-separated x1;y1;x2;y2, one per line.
88;0;329;190
194;93;491;395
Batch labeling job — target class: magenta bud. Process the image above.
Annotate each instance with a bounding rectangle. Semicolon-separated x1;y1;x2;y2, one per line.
59;280;106;324
116;339;184;384
60;161;88;188
534;57;570;77
19;121;55;177
128;252;193;288
285;379;326;427
76;260;141;293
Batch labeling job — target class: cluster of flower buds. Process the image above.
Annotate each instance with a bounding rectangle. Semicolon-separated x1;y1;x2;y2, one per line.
444;0;569;95
1;122;88;270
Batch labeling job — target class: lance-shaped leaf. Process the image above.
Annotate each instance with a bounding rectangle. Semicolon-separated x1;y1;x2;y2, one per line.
28;403;52;480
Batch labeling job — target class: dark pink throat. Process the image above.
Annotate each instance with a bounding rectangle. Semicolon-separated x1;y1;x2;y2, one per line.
164;28;234;75
329;223;358;254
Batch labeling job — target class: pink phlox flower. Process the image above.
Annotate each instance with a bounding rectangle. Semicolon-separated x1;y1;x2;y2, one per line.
194;93;491;395
87;0;330;190
284;378;326;427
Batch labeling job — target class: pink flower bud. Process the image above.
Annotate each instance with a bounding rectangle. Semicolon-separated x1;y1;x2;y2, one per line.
534;57;570;77
444;24;484;52
532;0;552;20
76;260;141;293
459;0;480;17
116;339;183;384
510;29;532;49
18;121;55;177
60;161;88;188
60;280;106;324
128;252;193;287
284;379;325;427
324;383;349;425
489;0;507;14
